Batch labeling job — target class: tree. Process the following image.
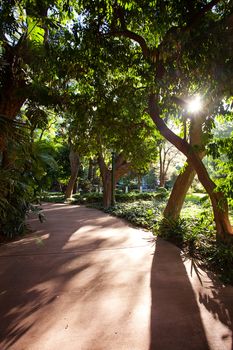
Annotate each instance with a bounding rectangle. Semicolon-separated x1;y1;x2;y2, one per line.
66;86;158;207
78;0;233;241
65;140;80;199
0;0;80;154
0;1;87;234
164;112;207;219
58;42;160;207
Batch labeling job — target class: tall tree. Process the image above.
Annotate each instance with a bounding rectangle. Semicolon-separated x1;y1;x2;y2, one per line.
0;0;79;153
78;0;233;241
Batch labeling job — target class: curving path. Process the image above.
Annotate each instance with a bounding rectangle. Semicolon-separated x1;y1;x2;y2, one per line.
0;203;233;350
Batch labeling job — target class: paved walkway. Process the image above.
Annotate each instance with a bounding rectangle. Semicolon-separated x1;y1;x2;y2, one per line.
0;203;233;350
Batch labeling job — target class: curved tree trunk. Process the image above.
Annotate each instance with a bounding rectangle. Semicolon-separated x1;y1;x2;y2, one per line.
164;165;196;219
149;94;233;241
164;116;206;220
65;146;80;199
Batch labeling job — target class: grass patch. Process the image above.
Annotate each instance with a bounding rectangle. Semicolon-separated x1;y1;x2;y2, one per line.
41;192;65;203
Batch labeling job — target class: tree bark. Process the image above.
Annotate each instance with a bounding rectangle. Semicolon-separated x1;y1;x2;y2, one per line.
164;115;206;219
65;146;80;199
159;145;165;187
98;152;130;208
164;165;197;219
103;172;112;208
0;44;27;156
159;172;166;187
149;94;233;241
98;154;112;208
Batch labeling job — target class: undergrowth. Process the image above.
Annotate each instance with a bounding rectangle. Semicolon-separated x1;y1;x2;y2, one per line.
103;200;165;229
156;211;233;284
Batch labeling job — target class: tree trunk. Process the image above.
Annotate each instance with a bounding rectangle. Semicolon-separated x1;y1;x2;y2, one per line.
73;179;78;194
159;173;166;187
103;172;112;208
0;45;27;154
164;165;196;219
65;146;80;199
164;116;206;219
98;154;114;208
98;152;131;209
149;94;233;241
159;145;165;187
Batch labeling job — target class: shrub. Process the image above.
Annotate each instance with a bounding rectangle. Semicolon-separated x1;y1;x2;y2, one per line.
41;192;65;203
157;217;187;245
73;192;103;204
105;201;161;229
116;192;157;202
197;241;233;284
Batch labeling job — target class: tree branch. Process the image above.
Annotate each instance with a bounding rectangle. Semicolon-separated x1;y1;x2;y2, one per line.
112;29;150;58
111;5;150;59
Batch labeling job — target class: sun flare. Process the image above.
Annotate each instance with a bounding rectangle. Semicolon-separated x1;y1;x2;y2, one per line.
187;95;202;114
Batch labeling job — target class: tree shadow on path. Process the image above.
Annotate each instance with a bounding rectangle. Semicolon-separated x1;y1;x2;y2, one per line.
198;271;233;350
0;203;150;350
150;238;210;350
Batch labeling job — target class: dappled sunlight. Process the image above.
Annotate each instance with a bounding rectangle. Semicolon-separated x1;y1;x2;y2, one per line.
38;203;79;211
149;237;233;350
183;258;233;350
2;204;233;349
0;287;55;349
0;204;154;350
150;238;209;350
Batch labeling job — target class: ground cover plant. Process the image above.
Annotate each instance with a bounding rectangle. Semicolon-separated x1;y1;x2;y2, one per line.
86;191;233;284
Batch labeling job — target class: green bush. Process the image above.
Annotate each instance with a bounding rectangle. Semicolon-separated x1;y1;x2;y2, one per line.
41;190;168;205
204;243;233;284
73;192;103;204
41;192;65;203
116;192;157;202
156;211;233;284
157;217;187;245
0;170;44;238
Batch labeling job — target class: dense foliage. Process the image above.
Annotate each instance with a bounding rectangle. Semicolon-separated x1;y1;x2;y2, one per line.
1;1;233;249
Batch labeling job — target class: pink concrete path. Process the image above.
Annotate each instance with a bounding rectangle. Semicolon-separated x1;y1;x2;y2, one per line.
0;203;233;350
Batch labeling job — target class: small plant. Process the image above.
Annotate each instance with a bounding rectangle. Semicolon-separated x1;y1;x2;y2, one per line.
157;217;187;245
